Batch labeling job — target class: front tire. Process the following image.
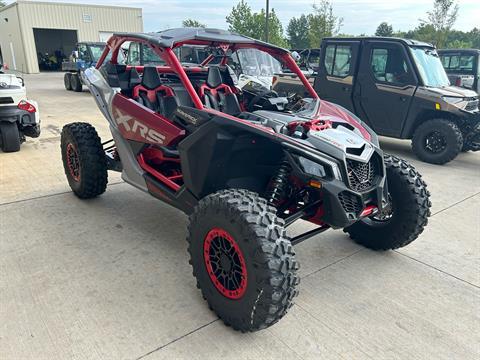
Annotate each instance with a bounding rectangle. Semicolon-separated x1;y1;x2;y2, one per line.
64;73;72;91
61;122;107;198
0;122;21;152
344;155;431;250
412;119;463;164
70;73;83;92
187;189;299;332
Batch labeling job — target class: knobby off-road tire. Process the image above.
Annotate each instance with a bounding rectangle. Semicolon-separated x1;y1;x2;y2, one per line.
70;73;83;92
187;189;299;332
412;118;463;164
61;122;107;198
0;122;21;152
64;73;72;91
344;155;431;250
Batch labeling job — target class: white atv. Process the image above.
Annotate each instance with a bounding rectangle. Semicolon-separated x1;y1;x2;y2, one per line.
0;63;40;152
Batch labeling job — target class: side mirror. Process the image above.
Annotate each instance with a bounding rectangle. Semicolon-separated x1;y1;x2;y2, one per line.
291;51;301;62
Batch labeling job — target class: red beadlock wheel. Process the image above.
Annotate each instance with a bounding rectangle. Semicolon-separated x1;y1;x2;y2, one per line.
203;227;247;299
66;143;81;182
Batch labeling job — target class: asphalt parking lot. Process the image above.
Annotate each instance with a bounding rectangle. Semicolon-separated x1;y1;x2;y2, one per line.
1;72;479;360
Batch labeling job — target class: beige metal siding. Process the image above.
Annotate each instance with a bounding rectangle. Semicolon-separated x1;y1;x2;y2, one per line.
3;1;143;73
0;4;28;72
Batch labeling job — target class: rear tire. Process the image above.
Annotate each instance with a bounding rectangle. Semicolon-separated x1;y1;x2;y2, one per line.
70;73;83;92
187;189;299;332
412;119;463;164
0;122;21;152
344;155;431;250
64;73;72;91
61;122;107;198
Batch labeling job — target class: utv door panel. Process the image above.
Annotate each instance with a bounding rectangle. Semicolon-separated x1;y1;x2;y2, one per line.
314;41;359;112
356;41;418;137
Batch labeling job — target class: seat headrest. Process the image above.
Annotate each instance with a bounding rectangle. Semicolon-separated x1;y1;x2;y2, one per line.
142;66;162;90
206;66;223;88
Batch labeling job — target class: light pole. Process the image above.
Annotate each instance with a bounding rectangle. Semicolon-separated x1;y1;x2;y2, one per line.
265;0;270;42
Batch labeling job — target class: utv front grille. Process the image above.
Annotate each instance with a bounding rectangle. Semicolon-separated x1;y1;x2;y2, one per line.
346;158;378;192
0;97;14;104
338;191;363;215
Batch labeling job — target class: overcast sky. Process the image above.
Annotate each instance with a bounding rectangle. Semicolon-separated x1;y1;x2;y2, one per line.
5;0;480;34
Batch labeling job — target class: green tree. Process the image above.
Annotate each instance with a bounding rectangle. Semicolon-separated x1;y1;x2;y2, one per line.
182;19;206;28
467;28;480;48
287;15;310;49
226;0;288;47
375;22;393;37
226;0;257;38
306;1;343;47
420;0;459;47
0;1;6;7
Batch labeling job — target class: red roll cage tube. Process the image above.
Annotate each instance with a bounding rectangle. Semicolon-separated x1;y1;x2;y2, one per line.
95;35;319;110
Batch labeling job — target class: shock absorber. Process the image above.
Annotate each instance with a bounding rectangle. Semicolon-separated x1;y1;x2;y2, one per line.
266;161;291;207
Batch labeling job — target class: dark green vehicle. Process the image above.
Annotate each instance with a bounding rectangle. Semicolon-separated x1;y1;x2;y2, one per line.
312;37;480;164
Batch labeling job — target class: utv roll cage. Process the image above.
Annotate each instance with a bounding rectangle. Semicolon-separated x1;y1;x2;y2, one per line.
96;28;319;110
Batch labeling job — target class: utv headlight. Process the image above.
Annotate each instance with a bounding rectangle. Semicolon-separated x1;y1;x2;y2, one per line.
442;96;467;109
297;156;330;178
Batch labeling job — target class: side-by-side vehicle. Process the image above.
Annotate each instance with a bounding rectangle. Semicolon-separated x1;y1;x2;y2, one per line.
60;28;431;332
0;62;40;152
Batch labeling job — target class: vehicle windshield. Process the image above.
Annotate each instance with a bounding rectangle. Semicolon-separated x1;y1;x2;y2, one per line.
231;48;283;77
410;47;450;87
90;45;107;61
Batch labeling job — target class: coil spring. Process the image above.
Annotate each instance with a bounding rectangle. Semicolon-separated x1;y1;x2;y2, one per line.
266;161;291;207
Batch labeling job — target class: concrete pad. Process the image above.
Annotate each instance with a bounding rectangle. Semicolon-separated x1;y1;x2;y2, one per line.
0;185;215;360
379;137;480;214
296;251;480;360
145;320;300;360
398;193;480;286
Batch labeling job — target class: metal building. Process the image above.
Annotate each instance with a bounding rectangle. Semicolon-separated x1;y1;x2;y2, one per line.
0;1;143;73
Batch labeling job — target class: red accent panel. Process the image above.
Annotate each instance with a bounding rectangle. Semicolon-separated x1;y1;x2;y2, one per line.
142;146;180;163
137;153;181;191
111;93;185;146
360;205;377;218
307;206;325;226
316;100;371;141
203;228;247;300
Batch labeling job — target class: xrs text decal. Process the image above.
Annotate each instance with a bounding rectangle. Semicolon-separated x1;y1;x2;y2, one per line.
114;109;166;144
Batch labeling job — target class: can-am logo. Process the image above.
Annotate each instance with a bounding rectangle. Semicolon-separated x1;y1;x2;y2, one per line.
114;109;166;144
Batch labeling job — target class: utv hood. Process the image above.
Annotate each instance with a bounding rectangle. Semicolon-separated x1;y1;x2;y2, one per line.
424;85;478;98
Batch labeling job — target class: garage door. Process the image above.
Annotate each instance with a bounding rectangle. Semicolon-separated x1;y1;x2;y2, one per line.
33;28;78;71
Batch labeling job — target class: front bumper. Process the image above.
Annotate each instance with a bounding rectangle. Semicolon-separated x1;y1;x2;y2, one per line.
319;176;387;229
288;147;388;229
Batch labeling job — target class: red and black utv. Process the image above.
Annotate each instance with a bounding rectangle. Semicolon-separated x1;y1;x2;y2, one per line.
60;28;431;332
